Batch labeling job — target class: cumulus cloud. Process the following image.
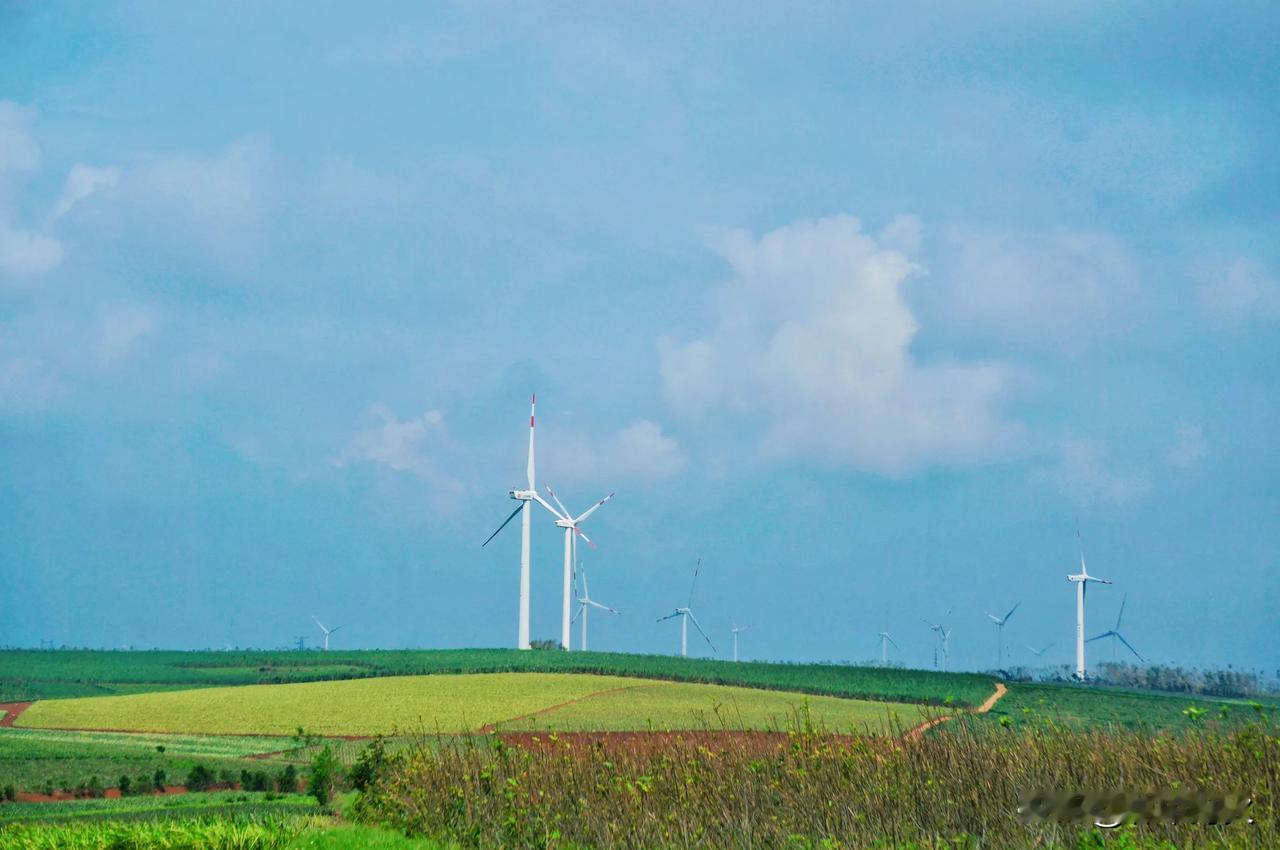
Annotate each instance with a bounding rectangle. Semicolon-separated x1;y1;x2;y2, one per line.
659;215;1021;476
1197;258;1280;329
544;419;687;486
943;228;1140;351
51;164;120;221
333;405;462;491
1051;438;1150;507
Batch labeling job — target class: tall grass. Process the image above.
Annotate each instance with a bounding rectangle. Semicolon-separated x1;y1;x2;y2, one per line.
0;813;316;850
355;714;1278;850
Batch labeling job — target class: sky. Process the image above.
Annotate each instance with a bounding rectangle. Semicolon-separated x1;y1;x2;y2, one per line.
0;2;1276;675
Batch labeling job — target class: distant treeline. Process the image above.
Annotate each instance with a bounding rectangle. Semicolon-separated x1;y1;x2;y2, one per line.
1003;661;1274;698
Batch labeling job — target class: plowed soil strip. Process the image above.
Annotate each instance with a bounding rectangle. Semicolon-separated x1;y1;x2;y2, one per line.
480;682;664;733
0;702;33;728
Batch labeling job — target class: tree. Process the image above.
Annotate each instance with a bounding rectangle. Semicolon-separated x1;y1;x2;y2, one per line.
277;764;298;793
307;745;341;807
118;775;132;796
350;736;390;792
152;768;167;793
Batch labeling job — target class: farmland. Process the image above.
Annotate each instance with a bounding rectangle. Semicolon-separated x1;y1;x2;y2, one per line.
0;648;997;707
15;673;923;737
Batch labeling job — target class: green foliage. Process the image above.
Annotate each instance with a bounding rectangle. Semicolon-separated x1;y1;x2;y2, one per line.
308;746;341;808
278;764;299;793
116;774;130;796
186;763;215;792
349;736;392;792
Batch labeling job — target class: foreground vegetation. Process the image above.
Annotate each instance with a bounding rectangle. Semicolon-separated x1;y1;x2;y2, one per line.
354;717;1278;849
0;649;997;708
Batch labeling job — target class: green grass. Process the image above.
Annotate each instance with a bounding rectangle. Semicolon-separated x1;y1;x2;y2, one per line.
0;648;997;707
986;681;1274;731
285;824;449;849
0;791;319;825
16;673;928;737
494;680;926;733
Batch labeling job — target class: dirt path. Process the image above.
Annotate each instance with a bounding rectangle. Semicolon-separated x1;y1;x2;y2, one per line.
479;682;664;733
901;682;1007;743
0;702;32;727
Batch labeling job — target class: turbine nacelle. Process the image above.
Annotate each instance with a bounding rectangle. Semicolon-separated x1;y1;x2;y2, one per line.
509;489;535;501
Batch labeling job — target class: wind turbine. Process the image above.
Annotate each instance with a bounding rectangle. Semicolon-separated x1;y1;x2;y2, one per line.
985;601;1021;670
1087;594;1143;664
921;617;953;671
877;631;900;666
1067;532;1112;681
1026;642;1054;659
537;485;615;650
482;394;540;650
658;559;716;657
731;624;749;662
572;562;619;651
311;616;343;651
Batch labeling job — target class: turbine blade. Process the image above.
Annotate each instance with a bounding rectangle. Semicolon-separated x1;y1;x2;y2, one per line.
688;558;701;608
985;612;1001;624
576;492;615;523
1115;594;1127;630
1085;631;1112;643
574;526;597;549
657;611;682;622
546;484;571;520
887;635;900;651
482;503;524;547
571;603;584;625
1004;601;1021;622
587;600;619;614
532;492;565;520
311;615;326;632
687;611;716;653
1116;633;1144;663
527;393;536;489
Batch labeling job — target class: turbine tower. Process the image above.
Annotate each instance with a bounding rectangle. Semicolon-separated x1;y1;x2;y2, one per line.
311;616;343;651
482;394;539;650
1087;594;1143;664
921;617;953;671
985;601;1021;670
877;631;900;666
731;624;748;662
1067;533;1112;681
537;485;615;650
572;562;619;651
658;559;716;657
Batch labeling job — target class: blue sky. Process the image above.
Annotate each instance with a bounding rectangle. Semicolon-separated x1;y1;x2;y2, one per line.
0;2;1276;674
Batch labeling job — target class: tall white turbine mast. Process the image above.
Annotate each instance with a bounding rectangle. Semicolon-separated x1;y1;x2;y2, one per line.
1067;531;1112;681
1087;594;1143;665
537;485;615;650
877;631;900;666
572;560;619;652
985;601;1021;670
311;616;343;651
731;624;749;662
482;394;540;650
920;617;953;672
658;559;716;657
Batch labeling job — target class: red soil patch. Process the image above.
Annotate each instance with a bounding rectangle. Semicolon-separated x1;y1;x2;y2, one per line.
15;785;191;803
0;702;33;728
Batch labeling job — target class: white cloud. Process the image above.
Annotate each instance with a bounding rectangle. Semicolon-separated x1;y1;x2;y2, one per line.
0;355;65;413
544;419;687;486
1051;438;1150;507
1169;423;1207;470
0;224;63;279
1197;258;1280;329
51;164;120;221
659;214;1021;476
333;405;461;490
96;303;159;366
943;228;1139;352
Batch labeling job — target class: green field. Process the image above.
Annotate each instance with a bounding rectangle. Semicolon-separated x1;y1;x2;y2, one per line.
0;648;996;707
15;673;923;737
983;681;1273;731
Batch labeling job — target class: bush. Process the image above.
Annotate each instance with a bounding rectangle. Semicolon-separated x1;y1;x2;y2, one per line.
276;763;298;793
349;735;391;792
117;774;131;796
307;745;340;807
2;783;15;802
152;768;166;792
185;764;214;793
86;776;104;799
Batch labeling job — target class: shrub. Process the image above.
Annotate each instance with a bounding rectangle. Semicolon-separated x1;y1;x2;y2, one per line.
307;745;340;807
152;768;166;792
2;783;15;802
277;763;298;793
350;735;391;792
185;764;214;792
117;774;131;796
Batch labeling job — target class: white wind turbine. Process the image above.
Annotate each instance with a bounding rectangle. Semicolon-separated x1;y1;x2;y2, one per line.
1026;642;1054;659
311;616;343;651
482;394;540;650
731;624;749;662
877;631;900;666
538;485;615;650
572;561;619;651
921;617;953;671
985;601;1021;670
1067;532;1112;681
658;559;716;657
1087;594;1143;664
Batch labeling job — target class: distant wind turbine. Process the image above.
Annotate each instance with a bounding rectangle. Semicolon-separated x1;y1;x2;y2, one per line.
311;616;343;651
572;562;619;651
658;559;716;657
482;394;539;650
985;601;1021;670
538;485;615;650
1026;642;1054;659
1067;530;1112;681
921;616;953;672
731;624;749;662
1087;594;1143;664
877;631;900;666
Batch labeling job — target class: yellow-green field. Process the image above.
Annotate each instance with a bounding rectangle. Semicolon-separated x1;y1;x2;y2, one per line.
16;673;920;736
